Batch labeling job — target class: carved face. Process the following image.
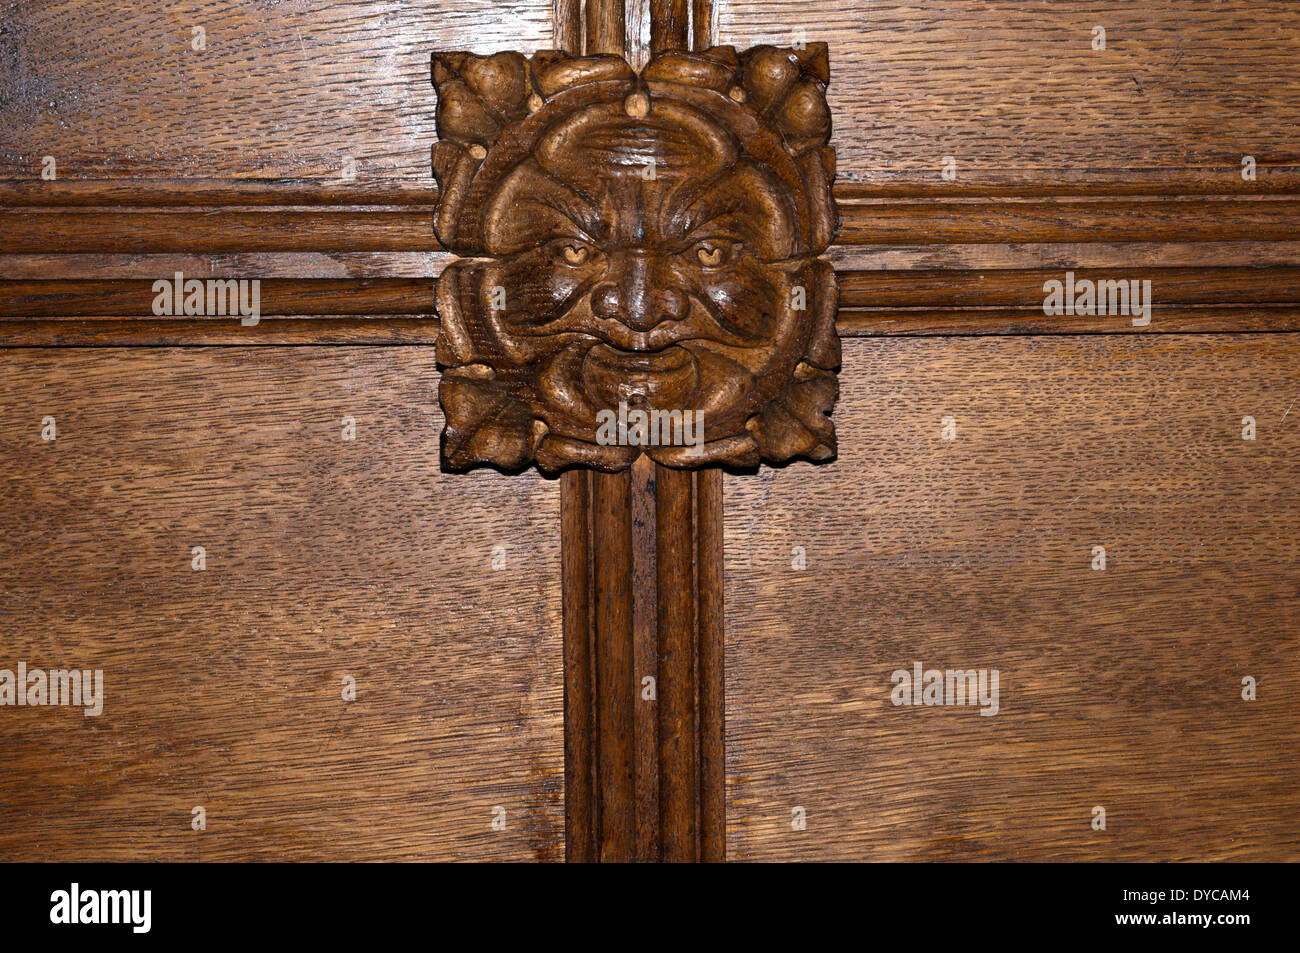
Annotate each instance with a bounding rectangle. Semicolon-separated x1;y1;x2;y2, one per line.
433;47;840;471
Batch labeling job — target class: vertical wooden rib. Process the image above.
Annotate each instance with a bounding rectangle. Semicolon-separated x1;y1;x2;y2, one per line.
649;0;689;53
585;0;627;55
561;470;597;861
629;455;660;860
558;0;725;864
591;469;636;860
695;468;725;862
691;0;713;49
554;0;583;54
656;465;699;860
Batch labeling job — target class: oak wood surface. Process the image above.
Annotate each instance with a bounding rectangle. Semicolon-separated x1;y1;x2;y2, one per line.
721;0;1300;193
0;347;564;861
724;334;1300;861
6;0;1297;191
561;461;725;862
5;0;1298;345
3;0;1299;866
0;0;552;181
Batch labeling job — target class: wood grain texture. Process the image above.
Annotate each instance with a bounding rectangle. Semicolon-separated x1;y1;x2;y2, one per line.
691;0;714;51
650;0;688;52
13;264;1300;342
0;347;564;861
562;462;724;861
836;307;1300;337
0;209;442;254
724;335;1300;861
655;464;697;860
0;318;439;346
5;0;1296;353
0;279;436;316
431;43;840;471
554;0;583;55
587;0;627;55
560;467;596;861
0;0;552;181
720;0;1300;193
836;198;1300;246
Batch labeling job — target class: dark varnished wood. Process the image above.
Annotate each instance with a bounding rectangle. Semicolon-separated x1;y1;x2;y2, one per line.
3;0;1299;867
562;461;724;861
560;468;597;862
0;347;564;861
725;334;1300;861
724;0;1300;193
836;198;1300;247
430;42;840;470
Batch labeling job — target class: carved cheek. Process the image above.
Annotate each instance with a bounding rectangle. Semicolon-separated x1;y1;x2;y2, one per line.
695;261;793;345
481;249;596;335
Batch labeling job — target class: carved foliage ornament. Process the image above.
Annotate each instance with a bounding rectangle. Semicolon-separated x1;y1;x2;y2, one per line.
431;45;840;472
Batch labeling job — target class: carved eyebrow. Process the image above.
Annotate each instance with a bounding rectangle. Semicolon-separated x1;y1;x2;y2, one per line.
487;166;604;252
668;168;736;237
524;171;603;241
520;198;599;243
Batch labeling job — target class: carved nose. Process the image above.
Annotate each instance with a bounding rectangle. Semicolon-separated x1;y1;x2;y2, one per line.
591;255;688;332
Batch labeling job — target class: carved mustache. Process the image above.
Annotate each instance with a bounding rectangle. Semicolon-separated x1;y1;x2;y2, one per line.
505;251;768;353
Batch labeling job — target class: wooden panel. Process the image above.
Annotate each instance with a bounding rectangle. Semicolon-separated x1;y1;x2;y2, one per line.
5;0;1298;344
0;0;552;180
720;0;1300;193
0;347;563;861
836;199;1300;245
724;335;1300;861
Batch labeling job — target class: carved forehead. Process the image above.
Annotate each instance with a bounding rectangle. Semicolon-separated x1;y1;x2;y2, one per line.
536;100;736;187
482;156;800;258
481;99;801;254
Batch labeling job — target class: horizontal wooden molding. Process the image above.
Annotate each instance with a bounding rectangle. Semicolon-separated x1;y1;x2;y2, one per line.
5;176;1300;343
10;267;1298;315
0;209;441;254
834;168;1300;198
0;318;435;346
839;267;1300;308
6;266;1300;343
837;306;1300;336
10;198;1293;255
0;179;437;207
4;175;1295;208
3;181;1297;255
0;279;435;317
836;198;1300;246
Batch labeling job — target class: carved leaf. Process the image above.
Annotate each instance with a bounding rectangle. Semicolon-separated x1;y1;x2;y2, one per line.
746;363;838;463
440;367;541;471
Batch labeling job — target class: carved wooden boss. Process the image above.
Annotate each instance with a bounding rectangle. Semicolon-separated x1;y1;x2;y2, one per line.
431;3;838;862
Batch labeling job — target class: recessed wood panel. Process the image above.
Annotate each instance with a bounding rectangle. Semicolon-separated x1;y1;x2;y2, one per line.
0;347;563;861
724;335;1300;861
721;0;1300;192
0;0;553;180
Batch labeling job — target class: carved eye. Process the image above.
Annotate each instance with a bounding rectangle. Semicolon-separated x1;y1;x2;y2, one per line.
691;239;738;268
560;243;591;266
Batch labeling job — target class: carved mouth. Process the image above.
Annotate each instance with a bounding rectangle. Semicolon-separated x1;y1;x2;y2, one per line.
579;342;699;410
